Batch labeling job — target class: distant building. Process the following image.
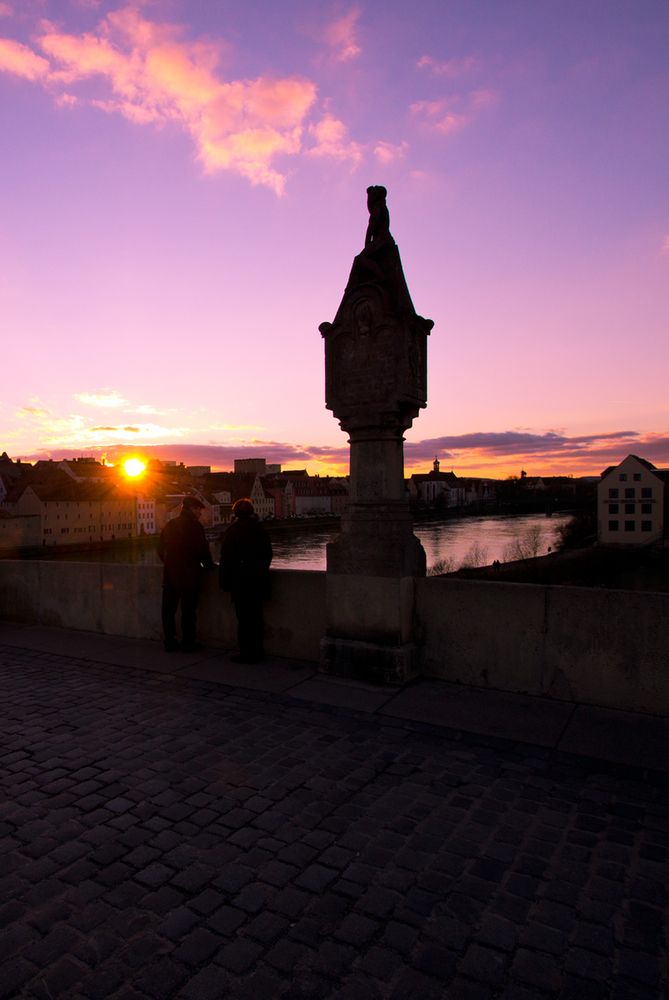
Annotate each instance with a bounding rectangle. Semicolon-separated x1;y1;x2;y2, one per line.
598;455;668;545
408;458;465;508
135;495;157;536
0;510;41;550
58;458;110;483
11;479;136;545
234;458;269;476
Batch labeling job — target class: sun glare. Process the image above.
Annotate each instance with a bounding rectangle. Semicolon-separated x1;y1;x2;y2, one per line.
123;457;146;478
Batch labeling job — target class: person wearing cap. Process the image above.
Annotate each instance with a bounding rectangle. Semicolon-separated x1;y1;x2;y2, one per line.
158;495;214;652
219;498;273;663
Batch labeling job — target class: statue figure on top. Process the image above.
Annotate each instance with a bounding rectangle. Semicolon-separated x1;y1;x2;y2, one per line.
364;185;391;249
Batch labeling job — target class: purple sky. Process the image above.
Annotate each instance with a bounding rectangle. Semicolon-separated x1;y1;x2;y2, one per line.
1;0;668;477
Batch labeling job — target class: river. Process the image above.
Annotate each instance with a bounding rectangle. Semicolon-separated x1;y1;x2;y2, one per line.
270;513;571;572
32;513;572;572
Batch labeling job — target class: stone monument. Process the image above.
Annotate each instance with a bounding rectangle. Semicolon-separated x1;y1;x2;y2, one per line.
319;186;433;684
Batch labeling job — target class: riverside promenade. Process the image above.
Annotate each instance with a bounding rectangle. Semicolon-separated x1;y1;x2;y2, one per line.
1;623;668;999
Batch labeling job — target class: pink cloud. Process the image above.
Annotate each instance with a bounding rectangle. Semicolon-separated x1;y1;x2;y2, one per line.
373;139;408;164
322;8;361;62
308;113;363;165
0;37;50;80
411;89;499;136
1;7;320;193
417;54;479;78
662;235;669;254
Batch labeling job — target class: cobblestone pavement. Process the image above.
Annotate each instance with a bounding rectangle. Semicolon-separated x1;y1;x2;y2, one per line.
1;642;668;1000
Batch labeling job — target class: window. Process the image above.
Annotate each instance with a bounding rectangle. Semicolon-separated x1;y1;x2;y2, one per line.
608;488;619;498
641;487;652;498
624;521;635;532
633;473;641;481
624;488;635;499
642;503;652;514
609;503;619;514
641;521;652;532
625;503;635;514
608;520;619;532
619;473;627;481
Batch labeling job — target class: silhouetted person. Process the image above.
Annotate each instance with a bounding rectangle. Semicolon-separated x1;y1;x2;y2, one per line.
158;496;214;652
219;498;272;663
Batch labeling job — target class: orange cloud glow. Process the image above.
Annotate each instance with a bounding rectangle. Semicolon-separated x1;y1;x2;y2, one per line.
0;38;49;79
308;113;363;164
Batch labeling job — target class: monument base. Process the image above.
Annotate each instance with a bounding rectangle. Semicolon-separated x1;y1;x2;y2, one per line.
321;572;421;685
320;636;418;686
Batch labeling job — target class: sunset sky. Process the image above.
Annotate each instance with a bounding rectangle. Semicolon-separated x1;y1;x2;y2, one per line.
1;0;667;479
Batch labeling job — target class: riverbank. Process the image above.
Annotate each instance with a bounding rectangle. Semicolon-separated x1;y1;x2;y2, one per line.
452;541;669;592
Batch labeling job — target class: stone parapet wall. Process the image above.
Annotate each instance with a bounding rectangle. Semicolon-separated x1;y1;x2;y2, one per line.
0;561;325;664
1;561;666;715
416;577;669;716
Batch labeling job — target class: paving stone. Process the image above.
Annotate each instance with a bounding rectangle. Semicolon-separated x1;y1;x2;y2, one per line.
411;943;458;982
295;863;338;893
2;639;669;1000
207;904;247;937
245;909;290;943
389;967;446;999
217;937;263;974
460;942;509;986
0;957;37;1000
158;905;200;940
173;927;222;967
35;956;86;996
133;957;189;998
334;913;379;946
233;881;273;914
179;964;231;1000
616;949;662;986
511;948;562;992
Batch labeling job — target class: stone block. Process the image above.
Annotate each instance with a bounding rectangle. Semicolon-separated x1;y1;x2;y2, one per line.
321;636;418;685
325;573;416;645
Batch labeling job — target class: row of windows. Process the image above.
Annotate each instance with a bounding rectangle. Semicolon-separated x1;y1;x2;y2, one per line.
608;521;653;532
49;501;133;508
618;473;642;481
45;523;133;532
608;503;653;514
46;512;133;519
608;487;653;499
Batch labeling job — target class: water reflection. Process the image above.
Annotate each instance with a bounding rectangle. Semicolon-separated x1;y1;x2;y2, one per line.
41;513;571;572
271;513;571;572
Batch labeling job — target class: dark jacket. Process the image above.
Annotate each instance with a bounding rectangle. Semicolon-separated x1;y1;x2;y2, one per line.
158;509;214;591
219;516;273;599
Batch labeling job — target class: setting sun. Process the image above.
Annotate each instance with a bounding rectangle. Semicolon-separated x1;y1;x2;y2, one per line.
123;458;146;478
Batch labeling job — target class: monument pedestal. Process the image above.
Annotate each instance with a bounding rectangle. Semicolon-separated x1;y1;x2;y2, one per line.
321;571;420;685
319;186;433;686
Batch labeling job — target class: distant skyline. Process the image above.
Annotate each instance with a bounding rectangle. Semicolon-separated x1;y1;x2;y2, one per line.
1;1;668;478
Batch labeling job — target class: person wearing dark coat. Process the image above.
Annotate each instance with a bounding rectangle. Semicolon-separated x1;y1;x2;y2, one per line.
219;498;273;663
158;495;214;652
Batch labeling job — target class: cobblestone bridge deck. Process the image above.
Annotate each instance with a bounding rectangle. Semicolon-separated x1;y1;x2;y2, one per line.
1;624;668;999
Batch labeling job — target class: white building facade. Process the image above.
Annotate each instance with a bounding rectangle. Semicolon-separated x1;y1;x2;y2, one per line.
598;454;666;545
